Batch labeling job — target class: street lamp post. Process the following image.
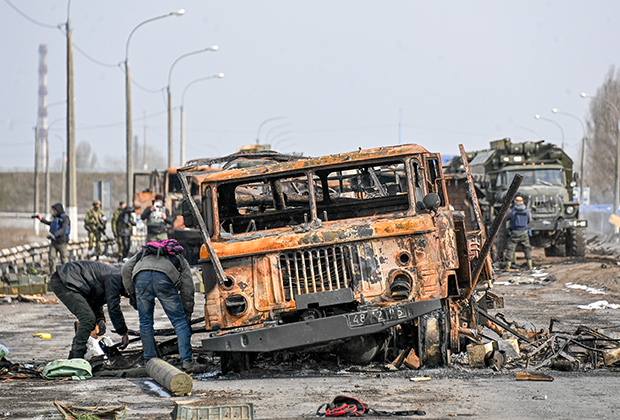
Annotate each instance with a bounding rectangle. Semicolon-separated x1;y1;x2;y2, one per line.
125;9;184;204
180;73;224;165
534;114;566;149
167;46;219;168
581;92;620;234
65;0;77;241
552;108;587;204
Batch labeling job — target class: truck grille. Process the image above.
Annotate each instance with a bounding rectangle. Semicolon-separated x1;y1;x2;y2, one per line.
530;195;560;216
279;245;352;300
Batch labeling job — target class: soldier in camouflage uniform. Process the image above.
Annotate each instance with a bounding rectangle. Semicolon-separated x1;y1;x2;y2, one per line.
85;200;107;258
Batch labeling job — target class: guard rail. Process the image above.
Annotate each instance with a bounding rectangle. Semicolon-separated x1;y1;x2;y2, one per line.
0;234;147;278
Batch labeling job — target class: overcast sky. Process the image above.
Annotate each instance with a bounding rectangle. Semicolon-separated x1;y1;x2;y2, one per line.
1;0;619;170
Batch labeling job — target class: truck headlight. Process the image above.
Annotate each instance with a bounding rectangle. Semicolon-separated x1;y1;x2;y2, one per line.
565;205;575;215
225;294;248;317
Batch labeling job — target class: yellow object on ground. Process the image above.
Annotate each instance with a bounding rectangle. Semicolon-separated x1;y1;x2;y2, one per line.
32;333;52;339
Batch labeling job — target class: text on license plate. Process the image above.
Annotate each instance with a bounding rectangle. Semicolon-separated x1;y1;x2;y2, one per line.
346;306;408;327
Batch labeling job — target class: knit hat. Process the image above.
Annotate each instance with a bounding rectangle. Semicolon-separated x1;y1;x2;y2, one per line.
515;196;524;202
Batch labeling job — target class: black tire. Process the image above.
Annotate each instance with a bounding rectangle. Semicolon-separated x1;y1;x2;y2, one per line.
219;352;253;374
416;305;450;368
544;245;565;257
340;333;387;365
566;227;587;257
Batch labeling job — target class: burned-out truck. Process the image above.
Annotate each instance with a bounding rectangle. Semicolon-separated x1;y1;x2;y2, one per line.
178;145;499;372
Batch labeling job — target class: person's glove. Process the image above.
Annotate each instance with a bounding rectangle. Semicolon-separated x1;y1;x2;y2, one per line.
118;332;129;350
96;318;106;336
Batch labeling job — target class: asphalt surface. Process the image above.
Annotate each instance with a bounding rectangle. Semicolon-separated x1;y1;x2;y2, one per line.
1;252;620;419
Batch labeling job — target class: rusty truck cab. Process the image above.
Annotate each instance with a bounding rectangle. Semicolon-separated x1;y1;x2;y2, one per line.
180;145;491;370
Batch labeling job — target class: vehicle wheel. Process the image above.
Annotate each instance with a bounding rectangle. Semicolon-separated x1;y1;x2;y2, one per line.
416;304;450;367
544;245;565;257
340;333;387;365
566;227;587;257
219;352;252;374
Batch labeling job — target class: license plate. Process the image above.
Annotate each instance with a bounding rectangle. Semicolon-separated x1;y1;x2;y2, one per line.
570;220;587;227
346;306;408;327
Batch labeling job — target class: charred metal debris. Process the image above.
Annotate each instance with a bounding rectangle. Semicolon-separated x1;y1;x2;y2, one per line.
464;314;620;372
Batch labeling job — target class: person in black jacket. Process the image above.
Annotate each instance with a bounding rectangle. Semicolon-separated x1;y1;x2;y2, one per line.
116;205;136;260
50;261;131;359
35;202;71;274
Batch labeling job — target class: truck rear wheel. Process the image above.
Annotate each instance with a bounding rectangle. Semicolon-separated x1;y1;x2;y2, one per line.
566;227;587;257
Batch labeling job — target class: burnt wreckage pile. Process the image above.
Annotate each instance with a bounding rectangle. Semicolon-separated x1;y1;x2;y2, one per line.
464;314;620;371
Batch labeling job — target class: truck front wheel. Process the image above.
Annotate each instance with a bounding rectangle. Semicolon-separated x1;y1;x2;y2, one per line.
566;227;587;257
544;244;565;257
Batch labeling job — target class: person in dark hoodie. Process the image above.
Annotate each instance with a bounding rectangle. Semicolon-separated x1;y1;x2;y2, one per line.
505;196;533;270
35;203;71;274
50;261;131;359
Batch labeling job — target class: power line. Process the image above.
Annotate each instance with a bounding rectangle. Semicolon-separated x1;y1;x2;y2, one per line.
3;0;58;28
46;109;168;131
294;124;393;133
56;26;119;68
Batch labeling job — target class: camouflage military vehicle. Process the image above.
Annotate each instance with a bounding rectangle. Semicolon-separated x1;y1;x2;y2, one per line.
444;138;587;258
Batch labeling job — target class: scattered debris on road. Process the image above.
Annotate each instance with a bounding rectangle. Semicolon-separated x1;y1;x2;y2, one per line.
54;400;126;420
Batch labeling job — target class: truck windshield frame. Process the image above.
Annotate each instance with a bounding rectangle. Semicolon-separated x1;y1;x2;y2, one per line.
499;168;566;187
212;159;411;238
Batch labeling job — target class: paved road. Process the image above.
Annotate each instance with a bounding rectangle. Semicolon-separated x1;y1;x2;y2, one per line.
1;255;620;419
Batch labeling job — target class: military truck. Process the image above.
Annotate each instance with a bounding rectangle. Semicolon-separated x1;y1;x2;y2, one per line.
178;145;505;373
444;138;587;258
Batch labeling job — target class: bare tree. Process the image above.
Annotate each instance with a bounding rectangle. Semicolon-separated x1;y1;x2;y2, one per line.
585;66;620;205
76;141;98;169
102;144;166;172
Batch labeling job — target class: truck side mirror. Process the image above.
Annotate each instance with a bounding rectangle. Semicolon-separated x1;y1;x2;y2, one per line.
181;199;197;228
422;193;441;212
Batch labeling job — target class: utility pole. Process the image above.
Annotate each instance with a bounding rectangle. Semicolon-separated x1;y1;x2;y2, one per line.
143;110;148;170
66;5;78;241
37;45;50;215
33;127;40;235
125;49;133;205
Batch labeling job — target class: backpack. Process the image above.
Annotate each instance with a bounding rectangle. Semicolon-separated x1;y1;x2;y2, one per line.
135;239;185;271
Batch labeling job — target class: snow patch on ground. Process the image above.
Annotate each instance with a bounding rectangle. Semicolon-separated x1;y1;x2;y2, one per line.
577;300;620;310
564;282;607;295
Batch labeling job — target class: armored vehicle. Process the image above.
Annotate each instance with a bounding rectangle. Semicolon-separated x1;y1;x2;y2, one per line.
444;138;587;258
178;145;501;372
